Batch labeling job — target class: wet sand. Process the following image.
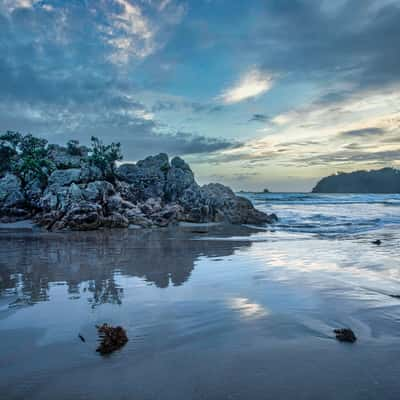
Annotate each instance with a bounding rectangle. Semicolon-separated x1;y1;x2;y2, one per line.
1;225;400;399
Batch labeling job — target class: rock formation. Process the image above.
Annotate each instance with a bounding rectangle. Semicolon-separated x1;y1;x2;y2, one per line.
312;168;400;193
0;133;277;230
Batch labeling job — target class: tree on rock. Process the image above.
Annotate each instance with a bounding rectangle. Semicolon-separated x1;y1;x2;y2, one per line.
0;131;55;186
88;136;123;182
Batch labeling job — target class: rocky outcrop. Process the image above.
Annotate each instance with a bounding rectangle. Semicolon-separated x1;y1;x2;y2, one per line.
0;144;277;229
48;142;89;169
313;168;400;193
0;174;29;221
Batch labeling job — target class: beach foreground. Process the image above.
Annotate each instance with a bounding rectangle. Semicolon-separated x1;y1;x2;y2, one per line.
1;219;400;398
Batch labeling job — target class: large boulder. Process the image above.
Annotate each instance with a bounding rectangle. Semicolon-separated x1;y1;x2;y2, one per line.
0;174;28;221
24;178;44;209
116;153;169;200
165;157;196;202
177;183;209;222
48;143;89;169
80;165;103;183
102;212;129;228
48;169;82;188
0;174;25;208
177;183;276;225
56;202;103;230
201;183;277;224
48;166;103;190
117;155;197;204
83;181;115;202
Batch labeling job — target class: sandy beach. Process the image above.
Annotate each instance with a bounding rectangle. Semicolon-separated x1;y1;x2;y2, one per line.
1;198;400;400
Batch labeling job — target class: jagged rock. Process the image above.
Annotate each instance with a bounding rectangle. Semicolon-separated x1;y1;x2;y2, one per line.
69;183;83;202
123;207;152;227
114;180;137;204
83;181;115;202
140;197;163;215
0;174;27;220
0;174;25;207
165;157;195;201
0;147;277;229
80;165;103;183
150;203;183;226
38;183;85;215
48;166;103;190
116;153;169;200
60;202;103;230
48;143;89;169
38;190;59;211
234;196;277;224
177;183;273;224
33;210;64;229
115;163;138;183
48;168;82;188
25;178;43;209
177;183;205;221
102;212;129;228
107;194;136;212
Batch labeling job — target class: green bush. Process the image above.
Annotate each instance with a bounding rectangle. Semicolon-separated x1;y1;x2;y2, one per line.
1;132;123;185
0;131;55;186
0;131;23;176
88;136;123;181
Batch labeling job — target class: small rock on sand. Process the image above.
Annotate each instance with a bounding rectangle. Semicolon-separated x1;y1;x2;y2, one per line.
333;328;357;343
96;323;128;355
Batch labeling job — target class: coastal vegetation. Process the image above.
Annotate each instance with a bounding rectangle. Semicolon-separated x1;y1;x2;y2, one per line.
313;168;400;193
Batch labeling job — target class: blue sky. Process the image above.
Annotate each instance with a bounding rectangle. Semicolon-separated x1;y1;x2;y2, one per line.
1;0;400;191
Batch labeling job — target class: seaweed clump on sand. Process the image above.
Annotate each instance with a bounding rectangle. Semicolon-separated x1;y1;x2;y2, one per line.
96;323;128;355
333;328;357;343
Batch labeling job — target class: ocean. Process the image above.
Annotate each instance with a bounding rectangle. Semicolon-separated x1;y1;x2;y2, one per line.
248;192;400;236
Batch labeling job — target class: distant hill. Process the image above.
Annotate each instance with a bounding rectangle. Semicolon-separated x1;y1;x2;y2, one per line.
312;168;400;193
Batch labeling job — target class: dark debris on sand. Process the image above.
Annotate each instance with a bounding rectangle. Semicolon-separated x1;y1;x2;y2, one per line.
78;334;86;342
96;323;128;355
334;328;357;343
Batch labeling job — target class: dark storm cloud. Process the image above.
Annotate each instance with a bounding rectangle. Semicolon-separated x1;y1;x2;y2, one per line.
251;0;400;94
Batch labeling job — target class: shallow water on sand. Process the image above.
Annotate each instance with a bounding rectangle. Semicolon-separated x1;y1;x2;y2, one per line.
1;196;400;399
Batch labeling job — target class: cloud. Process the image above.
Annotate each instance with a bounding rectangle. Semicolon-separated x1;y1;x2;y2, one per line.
295;148;400;166
0;0;223;160
251;0;400;93
218;69;274;104
249;113;270;123
0;0;39;13
104;0;155;64
339;127;386;137
151;99;223;114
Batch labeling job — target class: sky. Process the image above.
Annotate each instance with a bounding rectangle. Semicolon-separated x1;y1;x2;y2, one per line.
1;0;400;191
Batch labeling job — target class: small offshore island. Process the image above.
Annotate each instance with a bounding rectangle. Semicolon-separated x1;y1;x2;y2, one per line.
0;132;277;230
313;168;400;193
